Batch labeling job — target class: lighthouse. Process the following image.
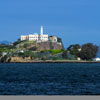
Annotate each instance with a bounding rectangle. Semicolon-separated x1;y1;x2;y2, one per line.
40;26;43;35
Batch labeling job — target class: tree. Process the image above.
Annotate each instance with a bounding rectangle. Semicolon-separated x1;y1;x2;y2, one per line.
67;44;81;56
78;43;98;60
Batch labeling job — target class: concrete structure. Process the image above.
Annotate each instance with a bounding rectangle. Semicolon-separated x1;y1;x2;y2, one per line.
21;26;48;42
49;36;57;42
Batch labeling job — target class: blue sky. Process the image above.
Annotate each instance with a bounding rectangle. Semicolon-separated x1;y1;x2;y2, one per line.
0;0;100;48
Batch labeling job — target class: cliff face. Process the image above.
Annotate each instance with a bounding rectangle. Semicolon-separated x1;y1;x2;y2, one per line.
37;37;64;50
37;41;64;51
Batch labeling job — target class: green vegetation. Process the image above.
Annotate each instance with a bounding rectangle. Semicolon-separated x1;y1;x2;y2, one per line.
67;44;81;56
49;49;64;55
78;43;98;60
24;51;31;57
67;43;98;60
0;44;15;58
18;50;36;59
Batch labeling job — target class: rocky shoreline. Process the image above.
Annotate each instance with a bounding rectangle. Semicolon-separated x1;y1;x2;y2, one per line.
1;60;100;63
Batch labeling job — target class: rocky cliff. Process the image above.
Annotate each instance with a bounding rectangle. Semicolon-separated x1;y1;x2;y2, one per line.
37;41;64;50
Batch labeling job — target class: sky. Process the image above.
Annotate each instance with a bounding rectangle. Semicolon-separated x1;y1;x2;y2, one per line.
0;0;100;48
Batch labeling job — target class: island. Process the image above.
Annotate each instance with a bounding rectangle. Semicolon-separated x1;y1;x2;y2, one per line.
0;26;99;63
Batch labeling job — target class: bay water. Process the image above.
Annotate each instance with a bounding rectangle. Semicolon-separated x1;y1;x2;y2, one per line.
0;63;100;95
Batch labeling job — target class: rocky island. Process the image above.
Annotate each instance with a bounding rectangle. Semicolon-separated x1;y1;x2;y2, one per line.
0;26;67;63
0;26;99;63
0;37;66;63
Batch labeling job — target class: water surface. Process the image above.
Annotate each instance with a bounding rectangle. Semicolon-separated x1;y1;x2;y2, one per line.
0;63;100;95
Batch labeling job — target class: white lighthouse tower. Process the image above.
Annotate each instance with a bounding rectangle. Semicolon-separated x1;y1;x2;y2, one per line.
40;26;43;35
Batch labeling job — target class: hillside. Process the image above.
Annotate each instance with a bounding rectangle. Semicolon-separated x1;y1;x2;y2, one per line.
0;38;67;62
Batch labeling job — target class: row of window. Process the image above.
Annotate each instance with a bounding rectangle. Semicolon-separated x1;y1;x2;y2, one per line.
29;37;38;38
22;36;48;38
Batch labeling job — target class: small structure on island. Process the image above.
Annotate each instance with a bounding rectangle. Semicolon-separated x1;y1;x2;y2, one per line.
21;26;48;42
77;57;81;61
49;36;57;42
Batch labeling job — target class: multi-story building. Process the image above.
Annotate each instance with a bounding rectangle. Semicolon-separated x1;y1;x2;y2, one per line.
21;26;48;42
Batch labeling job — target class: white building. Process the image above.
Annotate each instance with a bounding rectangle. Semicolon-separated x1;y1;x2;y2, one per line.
21;26;48;42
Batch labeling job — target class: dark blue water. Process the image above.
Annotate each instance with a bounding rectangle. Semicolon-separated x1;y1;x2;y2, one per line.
0;63;100;95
